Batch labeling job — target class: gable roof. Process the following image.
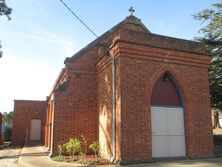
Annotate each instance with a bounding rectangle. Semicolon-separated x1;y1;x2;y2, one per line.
64;15;149;63
65;15;210;64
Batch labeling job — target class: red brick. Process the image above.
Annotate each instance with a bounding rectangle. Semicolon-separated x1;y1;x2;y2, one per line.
13;16;214;163
12;100;47;146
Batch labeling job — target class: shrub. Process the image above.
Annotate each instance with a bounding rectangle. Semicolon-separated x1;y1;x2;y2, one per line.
58;143;66;158
89;140;100;158
65;138;81;159
81;135;88;155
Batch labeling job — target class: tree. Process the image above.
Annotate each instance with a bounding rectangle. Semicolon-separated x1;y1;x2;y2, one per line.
0;0;12;20
0;0;12;58
2;112;13;141
2;111;13;127
0;41;2;58
194;1;222;112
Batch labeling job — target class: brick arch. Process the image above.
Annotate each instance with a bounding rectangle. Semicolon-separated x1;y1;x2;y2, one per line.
151;72;182;106
145;65;189;156
146;65;187;108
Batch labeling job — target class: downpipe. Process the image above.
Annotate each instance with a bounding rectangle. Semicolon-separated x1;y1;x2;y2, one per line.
109;51;116;163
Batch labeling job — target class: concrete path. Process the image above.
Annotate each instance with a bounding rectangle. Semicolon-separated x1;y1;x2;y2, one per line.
18;144;84;167
0;146;22;167
125;158;222;167
18;144;222;167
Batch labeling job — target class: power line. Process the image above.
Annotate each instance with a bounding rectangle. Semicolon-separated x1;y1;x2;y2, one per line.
59;0;98;38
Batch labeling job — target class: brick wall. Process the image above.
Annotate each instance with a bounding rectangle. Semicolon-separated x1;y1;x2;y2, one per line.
95;23;214;162
12;100;47;146
44;17;213;162
111;34;214;162
97;54;122;160
48;29;120;154
49;48;99;154
50;72;98;154
97;60;113;158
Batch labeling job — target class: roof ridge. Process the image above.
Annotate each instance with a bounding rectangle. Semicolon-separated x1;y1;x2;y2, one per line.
64;15;149;63
123;15;150;33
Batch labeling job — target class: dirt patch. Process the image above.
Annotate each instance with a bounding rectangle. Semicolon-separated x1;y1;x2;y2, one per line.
52;155;113;166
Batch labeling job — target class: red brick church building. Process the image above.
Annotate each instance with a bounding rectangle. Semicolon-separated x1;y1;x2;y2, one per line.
12;14;214;163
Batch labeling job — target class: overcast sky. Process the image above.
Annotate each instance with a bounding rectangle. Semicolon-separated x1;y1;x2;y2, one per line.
0;0;217;112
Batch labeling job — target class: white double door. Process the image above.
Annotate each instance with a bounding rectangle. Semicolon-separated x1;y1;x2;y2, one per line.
151;106;186;158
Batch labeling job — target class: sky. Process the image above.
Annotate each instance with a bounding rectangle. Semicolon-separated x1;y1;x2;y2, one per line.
0;0;217;113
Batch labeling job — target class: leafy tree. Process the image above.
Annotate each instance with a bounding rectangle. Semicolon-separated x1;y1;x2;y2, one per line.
0;0;12;58
4;126;12;141
0;41;2;58
194;1;222;112
2;112;13;141
0;0;12;20
2;111;13;127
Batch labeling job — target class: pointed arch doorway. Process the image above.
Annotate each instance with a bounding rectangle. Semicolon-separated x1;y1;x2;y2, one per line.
151;73;186;158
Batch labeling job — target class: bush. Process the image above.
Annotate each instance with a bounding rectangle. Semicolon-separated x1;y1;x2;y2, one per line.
57;143;66;158
65;138;81;159
81;135;87;155
89;140;100;158
53;138;111;165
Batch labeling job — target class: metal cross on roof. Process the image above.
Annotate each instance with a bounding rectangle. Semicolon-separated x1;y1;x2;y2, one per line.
129;7;135;16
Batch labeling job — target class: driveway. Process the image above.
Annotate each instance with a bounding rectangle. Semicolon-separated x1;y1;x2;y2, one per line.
18;144;86;167
0;146;22;167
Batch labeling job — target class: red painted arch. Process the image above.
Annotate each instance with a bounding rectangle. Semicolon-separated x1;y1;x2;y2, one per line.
151;73;182;106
